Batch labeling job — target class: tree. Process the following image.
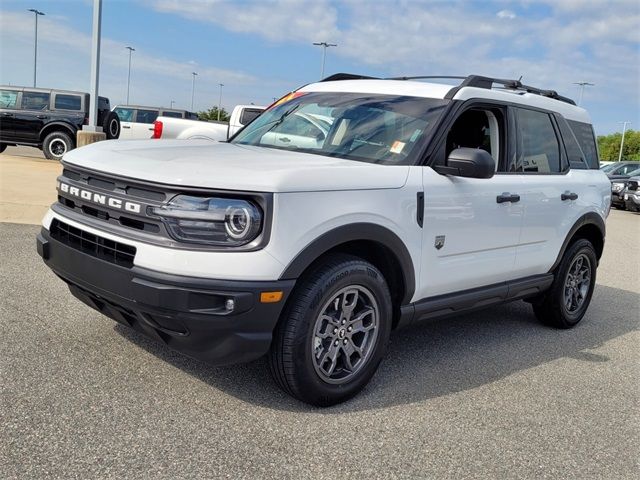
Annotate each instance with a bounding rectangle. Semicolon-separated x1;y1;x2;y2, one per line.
597;129;640;161
197;106;230;123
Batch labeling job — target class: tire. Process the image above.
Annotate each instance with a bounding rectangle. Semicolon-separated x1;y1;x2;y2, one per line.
532;239;597;329
0;143;6;154
269;254;393;406
102;111;120;139
42;131;74;161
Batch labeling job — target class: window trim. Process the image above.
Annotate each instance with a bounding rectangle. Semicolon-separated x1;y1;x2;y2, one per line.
422;100;510;171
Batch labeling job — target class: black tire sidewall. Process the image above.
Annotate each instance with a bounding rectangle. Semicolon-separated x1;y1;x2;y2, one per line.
281;258;392;405
547;239;597;327
43;131;73;161
103;112;120;139
0;143;6;153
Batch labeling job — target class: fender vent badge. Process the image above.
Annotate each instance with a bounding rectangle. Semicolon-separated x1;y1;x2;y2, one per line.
435;235;445;250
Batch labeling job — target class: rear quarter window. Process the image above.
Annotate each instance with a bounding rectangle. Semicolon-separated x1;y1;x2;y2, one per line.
54;94;82;111
567;120;599;169
162;111;182;118
136;109;159;124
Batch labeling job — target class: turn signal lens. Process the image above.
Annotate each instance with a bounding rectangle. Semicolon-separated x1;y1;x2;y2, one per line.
260;291;283;303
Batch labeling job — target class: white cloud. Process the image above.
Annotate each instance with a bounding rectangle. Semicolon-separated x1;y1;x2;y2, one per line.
497;9;516;19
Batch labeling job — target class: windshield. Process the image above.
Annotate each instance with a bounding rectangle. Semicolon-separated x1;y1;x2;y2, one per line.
600;163;617;172
627;167;640;177
231;92;449;165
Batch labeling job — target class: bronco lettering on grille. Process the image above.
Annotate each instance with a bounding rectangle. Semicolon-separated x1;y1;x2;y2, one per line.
58;182;142;214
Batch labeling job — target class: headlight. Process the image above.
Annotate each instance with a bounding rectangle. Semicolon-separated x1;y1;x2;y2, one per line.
612;182;624;192
151;195;262;246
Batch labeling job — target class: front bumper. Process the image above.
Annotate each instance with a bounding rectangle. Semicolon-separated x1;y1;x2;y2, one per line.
611;191;626;206
37;227;295;365
624;192;640;211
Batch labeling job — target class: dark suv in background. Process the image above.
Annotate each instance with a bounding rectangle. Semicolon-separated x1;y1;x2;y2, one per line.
0;86;120;160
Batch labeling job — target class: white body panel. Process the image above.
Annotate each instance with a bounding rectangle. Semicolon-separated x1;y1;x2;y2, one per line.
420;167;524;298
157;117;228;141
63;140;410;193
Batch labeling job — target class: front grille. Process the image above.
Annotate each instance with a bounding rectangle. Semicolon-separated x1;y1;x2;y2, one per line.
50;219;136;268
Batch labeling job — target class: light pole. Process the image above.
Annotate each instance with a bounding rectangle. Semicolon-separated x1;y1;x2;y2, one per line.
28;9;45;87
618;121;631;162
125;46;135;104
573;81;594;106
170;100;175;109
190;72;198;110
217;83;224;121
313;42;337;79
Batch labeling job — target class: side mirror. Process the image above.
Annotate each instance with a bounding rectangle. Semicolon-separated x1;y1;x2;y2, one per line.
433;148;495;179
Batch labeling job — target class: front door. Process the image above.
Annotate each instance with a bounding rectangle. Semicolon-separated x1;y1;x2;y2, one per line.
14;90;50;143
0;89;20;142
419;105;524;299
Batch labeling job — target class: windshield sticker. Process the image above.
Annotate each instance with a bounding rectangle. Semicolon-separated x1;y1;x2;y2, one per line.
268;91;307;110
410;129;421;142
390;141;406;154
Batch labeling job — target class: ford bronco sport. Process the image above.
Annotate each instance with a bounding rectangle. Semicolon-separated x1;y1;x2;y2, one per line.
37;74;610;406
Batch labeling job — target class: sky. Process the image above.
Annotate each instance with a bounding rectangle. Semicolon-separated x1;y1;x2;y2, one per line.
0;0;638;135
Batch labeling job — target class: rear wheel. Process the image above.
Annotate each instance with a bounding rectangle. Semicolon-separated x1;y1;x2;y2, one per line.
532;239;597;328
102;111;120;139
43;131;73;161
269;254;392;406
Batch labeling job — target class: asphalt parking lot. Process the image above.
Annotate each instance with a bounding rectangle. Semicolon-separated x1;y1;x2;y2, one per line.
1;151;639;479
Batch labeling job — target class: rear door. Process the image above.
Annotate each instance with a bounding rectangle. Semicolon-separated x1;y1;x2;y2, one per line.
509;107;585;277
0;88;21;142
14;90;50;142
114;107;135;139
132;109;158;139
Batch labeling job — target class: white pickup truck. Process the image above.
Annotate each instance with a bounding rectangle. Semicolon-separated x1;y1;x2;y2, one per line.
153;104;264;141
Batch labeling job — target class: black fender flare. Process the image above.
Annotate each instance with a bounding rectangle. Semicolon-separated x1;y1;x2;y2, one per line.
279;223;416;305
549;212;606;272
39;122;77;141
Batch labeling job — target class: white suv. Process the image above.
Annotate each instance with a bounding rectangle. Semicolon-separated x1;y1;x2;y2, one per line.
37;74;610;406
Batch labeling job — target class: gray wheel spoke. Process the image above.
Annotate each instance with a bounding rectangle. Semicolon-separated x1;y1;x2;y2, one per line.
311;285;380;384
564;253;591;313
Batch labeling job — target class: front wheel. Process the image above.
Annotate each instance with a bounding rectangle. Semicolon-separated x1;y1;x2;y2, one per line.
532;239;597;329
269;254;392;406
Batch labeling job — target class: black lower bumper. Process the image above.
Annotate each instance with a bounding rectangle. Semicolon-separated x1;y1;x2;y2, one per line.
37;227;295;365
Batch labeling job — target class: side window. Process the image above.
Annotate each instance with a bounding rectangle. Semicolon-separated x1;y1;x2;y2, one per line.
621;164;639;175
114;107;134;122
515;108;562;173
22;91;50;111
0;89;19;108
54;94;82;111
567;120;599;169
240;108;263;125
557;117;587;169
162;111;182;118
136;109;159;124
443;107;503;171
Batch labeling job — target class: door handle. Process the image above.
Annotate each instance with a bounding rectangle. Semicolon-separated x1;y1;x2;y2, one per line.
496;193;520;203
122;125;131;129
1;112;13;117
36;115;48;119
561;191;578;201
279;137;291;143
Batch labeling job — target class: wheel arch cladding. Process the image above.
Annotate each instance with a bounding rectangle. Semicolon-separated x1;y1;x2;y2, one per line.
279;223;416;309
40;123;76;142
550;212;605;272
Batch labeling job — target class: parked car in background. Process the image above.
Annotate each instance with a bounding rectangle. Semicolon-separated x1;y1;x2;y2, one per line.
152;105;264;141
0;86;119;160
602;161;639;176
623;175;640;212
609;166;640;209
113;105;198;140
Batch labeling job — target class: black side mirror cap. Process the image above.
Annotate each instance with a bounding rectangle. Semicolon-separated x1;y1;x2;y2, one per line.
433;148;496;179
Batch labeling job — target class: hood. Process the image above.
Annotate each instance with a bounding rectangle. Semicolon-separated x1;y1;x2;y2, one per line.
62;140;410;193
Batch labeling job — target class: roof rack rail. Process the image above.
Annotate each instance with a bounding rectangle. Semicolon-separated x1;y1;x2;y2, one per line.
445;75;576;105
316;73;576;105
387;75;467;81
